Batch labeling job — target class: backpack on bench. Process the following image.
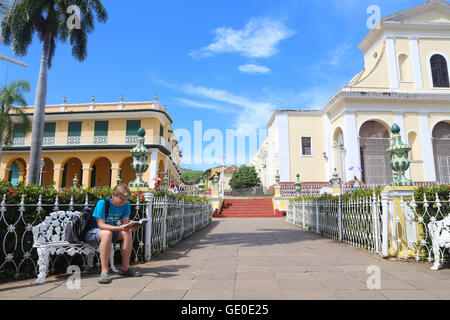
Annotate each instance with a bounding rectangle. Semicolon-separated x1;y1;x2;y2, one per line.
65;198;110;244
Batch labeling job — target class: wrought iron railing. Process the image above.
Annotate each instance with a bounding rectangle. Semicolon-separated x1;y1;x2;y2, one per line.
287;190;450;264
10;135;173;153
0;194;212;281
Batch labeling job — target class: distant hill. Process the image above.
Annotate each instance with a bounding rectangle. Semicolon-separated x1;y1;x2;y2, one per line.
180;168;203;184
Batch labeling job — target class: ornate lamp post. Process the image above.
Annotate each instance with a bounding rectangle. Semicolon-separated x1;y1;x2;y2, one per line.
39;158;45;186
275;169;280;187
73;174;78;189
213;172;219;189
387;124;413;186
295;173;302;197
129;128;150;188
198;175;205;196
163;172;168;190
331;168;339;187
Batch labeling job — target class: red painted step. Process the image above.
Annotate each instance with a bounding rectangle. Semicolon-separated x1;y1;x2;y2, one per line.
214;198;279;218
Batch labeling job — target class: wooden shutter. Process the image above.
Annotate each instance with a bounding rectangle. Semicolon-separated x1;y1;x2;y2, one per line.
68;122;82;137
44;123;56;138
94;121;109;136
126;120;141;136
13;123;25;138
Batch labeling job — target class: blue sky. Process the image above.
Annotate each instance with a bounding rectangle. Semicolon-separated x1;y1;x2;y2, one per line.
0;0;426;171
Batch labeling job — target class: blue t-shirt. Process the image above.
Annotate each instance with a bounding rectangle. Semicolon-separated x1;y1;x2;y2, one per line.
88;197;131;229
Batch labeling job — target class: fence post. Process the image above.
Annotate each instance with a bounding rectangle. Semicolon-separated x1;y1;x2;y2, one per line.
193;202;196;233
302;198;305;228
292;201;297;225
315;201;320;234
144;192;154;262
163;195;168;250
181;198;185;238
338;196;343;242
372;190;380;254
380;191;389;257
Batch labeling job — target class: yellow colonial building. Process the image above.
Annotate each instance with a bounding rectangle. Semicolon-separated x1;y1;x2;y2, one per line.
1;96;182;189
251;0;450;187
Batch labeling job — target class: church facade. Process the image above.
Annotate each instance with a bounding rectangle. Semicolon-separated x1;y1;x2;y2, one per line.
251;0;450;188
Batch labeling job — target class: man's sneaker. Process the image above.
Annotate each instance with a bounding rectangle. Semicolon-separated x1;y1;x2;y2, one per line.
98;272;112;284
119;268;142;277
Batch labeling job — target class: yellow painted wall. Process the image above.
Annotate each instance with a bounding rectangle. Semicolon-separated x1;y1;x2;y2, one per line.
403;8;450;23
354;40;391;89
288;114;327;182
0;150;157;189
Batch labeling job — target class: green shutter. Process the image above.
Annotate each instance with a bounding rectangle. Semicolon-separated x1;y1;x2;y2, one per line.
68;122;82;137
13;123;25;138
160;124;164;137
44;123;56;138
126;120;141;136
94;121;109;136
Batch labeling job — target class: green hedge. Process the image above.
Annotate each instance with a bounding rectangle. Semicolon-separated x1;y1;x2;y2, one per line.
291;185;385;203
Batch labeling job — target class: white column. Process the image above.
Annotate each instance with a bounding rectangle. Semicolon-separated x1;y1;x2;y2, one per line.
394;113;411;179
276;114;291;182
343;111;361;182
149;149;158;188
386;36;399;89
409;37;423;90
323;113;332;181
418;113;436;181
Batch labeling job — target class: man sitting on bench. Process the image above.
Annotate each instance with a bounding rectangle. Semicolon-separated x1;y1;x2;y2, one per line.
84;184;143;284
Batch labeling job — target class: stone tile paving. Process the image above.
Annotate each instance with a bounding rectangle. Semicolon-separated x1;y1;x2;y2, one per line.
0;218;449;300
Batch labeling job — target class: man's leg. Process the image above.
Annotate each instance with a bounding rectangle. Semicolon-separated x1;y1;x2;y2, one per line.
99;230;113;274
117;230;133;271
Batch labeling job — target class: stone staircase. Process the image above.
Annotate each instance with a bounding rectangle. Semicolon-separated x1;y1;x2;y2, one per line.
213;198;282;218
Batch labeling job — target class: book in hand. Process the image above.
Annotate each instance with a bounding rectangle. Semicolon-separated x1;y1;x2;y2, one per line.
122;218;149;229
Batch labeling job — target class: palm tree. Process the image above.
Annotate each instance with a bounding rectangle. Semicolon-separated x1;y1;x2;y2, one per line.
1;0;108;185
0;79;31;167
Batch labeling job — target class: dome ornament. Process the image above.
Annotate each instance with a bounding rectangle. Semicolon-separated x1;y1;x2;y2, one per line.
129;128;150;188
387;123;413;186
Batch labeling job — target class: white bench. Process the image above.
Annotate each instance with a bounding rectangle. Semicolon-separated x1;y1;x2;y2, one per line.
429;215;450;271
32;211;118;284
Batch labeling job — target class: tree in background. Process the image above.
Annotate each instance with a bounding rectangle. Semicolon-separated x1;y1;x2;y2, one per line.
1;0;108;185
0;79;31;166
181;169;202;184
229;165;261;190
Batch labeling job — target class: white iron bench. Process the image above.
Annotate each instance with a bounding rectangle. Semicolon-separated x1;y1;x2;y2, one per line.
32;211;118;284
429;215;450;271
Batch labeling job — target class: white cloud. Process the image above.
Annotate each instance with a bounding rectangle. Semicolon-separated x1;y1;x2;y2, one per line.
329;43;352;67
238;64;271;74
181;84;277;132
175;98;235;113
190;17;295;58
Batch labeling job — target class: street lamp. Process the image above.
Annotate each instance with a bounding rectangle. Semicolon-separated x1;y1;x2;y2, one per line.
39;159;45;186
221;153;225;198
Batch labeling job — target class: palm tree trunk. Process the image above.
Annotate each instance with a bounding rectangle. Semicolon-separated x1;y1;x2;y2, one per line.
0;105;4;177
0;132;3;177
28;32;51;185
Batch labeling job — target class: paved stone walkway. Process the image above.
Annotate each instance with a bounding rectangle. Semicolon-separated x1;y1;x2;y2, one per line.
1;218;450;300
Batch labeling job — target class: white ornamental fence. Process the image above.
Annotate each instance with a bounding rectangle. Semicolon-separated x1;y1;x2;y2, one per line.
0;193;212;280
287;190;449;266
